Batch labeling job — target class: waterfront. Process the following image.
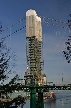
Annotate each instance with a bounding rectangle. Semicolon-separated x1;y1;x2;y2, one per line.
18;90;71;108
44;90;71;108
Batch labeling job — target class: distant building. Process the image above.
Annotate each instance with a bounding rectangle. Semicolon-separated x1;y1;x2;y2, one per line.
25;9;46;85
26;9;42;41
24;72;47;85
38;74;47;85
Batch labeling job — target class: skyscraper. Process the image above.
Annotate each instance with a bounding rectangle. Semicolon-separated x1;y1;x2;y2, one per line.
25;9;46;85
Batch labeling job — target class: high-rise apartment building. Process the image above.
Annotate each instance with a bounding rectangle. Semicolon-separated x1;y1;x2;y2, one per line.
24;9;46;85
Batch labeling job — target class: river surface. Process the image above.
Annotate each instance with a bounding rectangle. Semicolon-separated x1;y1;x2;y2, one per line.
16;90;71;108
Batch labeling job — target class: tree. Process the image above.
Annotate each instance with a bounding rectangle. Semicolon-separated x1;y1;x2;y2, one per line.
63;36;71;63
0;39;25;108
63;15;71;63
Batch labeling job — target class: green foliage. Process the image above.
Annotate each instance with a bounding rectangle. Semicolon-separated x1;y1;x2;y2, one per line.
0;39;26;108
63;36;71;63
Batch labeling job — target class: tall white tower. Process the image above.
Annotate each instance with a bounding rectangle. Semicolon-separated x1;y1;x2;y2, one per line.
26;9;42;41
25;9;44;85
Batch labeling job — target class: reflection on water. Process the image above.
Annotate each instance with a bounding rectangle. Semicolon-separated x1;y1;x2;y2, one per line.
17;90;71;108
44;100;56;108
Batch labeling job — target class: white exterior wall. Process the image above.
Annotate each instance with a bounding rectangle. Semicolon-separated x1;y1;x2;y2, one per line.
43;76;46;84
37;17;42;41
26;9;42;41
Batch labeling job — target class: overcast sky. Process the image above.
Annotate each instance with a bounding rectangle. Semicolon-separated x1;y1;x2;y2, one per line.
0;0;71;84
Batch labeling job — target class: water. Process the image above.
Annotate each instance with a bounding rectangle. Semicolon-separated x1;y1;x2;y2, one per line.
44;90;71;108
15;90;71;108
